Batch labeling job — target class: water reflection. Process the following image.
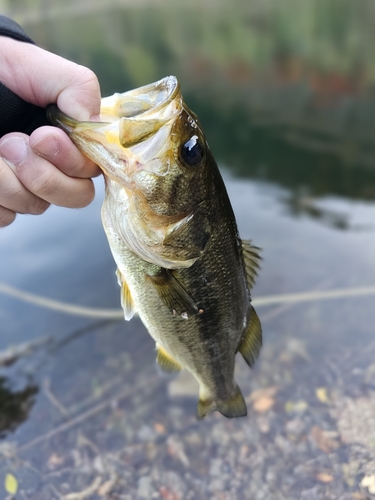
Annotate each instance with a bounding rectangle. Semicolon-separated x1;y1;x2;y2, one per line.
185;96;375;202
285;189;351;230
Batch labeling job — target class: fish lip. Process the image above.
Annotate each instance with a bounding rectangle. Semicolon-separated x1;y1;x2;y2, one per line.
46;104;74;133
46;104;110;135
100;75;180;122
132;75;180;112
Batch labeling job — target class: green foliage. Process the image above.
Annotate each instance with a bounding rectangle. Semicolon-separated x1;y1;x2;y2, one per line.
5;0;375;198
6;0;375;83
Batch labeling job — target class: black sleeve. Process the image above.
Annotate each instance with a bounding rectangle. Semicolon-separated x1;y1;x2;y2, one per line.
0;16;49;138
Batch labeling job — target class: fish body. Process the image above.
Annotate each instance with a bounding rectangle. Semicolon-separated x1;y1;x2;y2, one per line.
48;76;262;418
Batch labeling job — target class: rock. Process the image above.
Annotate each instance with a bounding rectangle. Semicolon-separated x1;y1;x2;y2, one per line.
137;476;153;499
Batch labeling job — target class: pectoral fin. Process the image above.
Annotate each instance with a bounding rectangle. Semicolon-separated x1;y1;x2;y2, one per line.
241;240;261;289
116;269;136;320
238;307;262;367
156;346;183;372
147;269;200;318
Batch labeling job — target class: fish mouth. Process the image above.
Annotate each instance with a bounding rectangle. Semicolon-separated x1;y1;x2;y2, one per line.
100;75;180;121
47;76;181;178
47;76;180;148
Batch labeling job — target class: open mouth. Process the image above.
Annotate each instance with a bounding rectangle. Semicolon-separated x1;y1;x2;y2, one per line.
100;75;180;121
47;76;181;180
47;76;179;130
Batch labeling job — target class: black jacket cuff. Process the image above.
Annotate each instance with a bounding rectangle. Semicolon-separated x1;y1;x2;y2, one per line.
0;15;49;137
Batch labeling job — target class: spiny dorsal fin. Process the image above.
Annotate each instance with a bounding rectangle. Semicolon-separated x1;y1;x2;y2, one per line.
116;269;136;321
241;240;261;290
156;345;183;372
238;307;262;367
147;269;200;319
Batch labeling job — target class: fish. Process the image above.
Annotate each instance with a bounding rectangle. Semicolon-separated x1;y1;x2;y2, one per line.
47;76;262;419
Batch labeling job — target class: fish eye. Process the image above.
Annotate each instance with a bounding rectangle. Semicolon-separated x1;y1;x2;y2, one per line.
180;136;204;166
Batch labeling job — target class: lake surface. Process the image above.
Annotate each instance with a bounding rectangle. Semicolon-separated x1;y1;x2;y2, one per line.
1;1;375;498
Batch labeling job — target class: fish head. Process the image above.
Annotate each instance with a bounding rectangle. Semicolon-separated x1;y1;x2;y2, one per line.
47;76;214;268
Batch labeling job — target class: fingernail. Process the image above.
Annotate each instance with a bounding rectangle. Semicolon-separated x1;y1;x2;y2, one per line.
0;137;27;165
33;136;60;157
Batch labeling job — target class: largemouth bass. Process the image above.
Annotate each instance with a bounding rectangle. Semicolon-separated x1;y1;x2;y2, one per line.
47;76;262;419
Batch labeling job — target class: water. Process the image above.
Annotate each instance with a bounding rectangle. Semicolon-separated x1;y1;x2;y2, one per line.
1;1;375;498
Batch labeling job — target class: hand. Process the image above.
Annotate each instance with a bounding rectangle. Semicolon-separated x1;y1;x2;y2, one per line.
0;36;101;227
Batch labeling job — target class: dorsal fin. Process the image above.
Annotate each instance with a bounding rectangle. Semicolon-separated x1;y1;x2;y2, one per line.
241;240;261;290
116;269;136;321
238;307;262;367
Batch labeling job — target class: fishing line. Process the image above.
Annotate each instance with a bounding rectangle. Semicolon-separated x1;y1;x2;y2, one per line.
253;285;375;306
1;281;375;319
0;282;123;319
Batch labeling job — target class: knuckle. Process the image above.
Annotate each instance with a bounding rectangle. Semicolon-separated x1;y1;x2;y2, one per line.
80;67;99;86
2;185;49;215
29;170;54;198
1;182;22;200
71;181;95;208
74;66;100;95
62;159;84;178
28;199;50;215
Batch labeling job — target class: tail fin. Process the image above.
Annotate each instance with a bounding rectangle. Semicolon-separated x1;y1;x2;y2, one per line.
197;385;247;419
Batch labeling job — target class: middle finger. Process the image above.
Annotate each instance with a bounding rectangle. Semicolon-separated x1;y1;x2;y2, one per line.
30;126;101;179
0;154;49;215
0;133;95;208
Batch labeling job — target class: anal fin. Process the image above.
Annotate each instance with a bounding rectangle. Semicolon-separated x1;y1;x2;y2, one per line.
238;307;262;367
147;269;200;318
156;346;183;373
116;269;136;321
